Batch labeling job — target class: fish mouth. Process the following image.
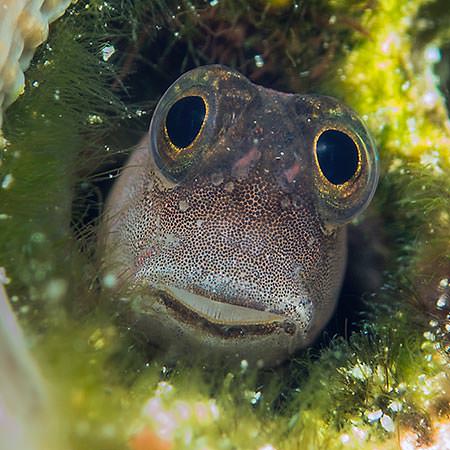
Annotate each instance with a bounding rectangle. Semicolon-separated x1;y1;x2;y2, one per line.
157;286;295;336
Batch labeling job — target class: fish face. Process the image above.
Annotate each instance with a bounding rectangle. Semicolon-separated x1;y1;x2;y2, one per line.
101;65;379;365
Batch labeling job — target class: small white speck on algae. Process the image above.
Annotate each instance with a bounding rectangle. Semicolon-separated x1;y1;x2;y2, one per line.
88;114;103;125
366;409;383;423
44;279;68;302
388;400;403;412
380;414;395;433
1;173;14;189
436;294;447;309
254;54;265;68
102;273;117;289
101;44;115;62
30;232;46;244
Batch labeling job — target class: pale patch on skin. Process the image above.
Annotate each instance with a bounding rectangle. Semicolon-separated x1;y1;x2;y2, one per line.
100;65;379;365
232;146;261;179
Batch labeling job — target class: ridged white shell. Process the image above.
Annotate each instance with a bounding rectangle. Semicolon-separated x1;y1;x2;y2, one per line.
0;0;71;138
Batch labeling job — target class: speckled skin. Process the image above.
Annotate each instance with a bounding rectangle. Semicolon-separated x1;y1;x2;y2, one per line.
101;65;378;365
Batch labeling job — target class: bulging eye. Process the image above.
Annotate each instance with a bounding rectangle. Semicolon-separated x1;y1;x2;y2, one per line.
311;119;378;225
165;95;206;149
150;65;250;182
149;77;213;182
300;95;378;225
316;130;359;185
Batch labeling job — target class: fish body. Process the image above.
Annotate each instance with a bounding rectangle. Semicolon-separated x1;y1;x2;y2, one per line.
102;65;379;365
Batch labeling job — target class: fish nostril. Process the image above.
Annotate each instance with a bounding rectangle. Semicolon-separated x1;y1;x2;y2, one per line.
294;98;308;116
282;320;297;335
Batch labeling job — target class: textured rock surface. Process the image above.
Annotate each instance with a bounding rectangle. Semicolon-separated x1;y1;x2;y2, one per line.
0;0;71;137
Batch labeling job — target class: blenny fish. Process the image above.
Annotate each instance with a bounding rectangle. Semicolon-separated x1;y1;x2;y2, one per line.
101;65;379;365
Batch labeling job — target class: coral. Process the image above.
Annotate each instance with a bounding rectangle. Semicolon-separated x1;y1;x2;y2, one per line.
0;0;71;141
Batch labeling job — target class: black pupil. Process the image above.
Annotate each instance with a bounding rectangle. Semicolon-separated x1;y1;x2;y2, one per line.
316;130;359;185
165;96;206;148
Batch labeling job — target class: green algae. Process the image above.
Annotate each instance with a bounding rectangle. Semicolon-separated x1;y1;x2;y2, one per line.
0;1;449;449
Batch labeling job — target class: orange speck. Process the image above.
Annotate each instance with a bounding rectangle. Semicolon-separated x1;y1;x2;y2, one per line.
129;427;172;450
284;162;301;184
232;147;261;176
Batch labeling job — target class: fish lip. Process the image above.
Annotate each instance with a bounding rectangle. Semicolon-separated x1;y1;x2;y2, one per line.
157;285;294;333
162;285;285;325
